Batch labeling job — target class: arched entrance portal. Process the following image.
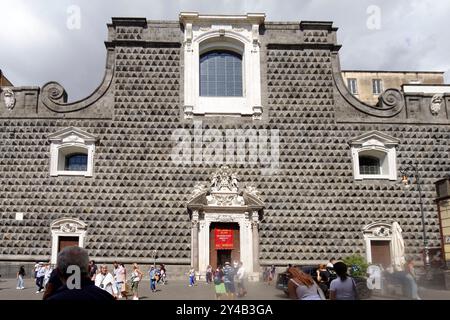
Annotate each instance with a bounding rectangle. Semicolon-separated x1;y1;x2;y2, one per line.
187;166;264;281
50;218;87;264
363;221;401;268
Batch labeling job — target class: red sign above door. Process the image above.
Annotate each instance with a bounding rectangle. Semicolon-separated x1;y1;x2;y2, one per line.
215;229;233;249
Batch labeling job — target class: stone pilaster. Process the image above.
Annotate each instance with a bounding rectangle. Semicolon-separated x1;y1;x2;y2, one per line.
192;210;199;271
251;211;260;273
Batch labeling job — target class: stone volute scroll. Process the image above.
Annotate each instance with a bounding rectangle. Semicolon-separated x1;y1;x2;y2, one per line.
331;51;405;118
40;46;115;113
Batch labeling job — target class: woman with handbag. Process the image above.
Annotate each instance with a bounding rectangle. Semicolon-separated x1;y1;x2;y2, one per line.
130;263;143;300
287;267;325;300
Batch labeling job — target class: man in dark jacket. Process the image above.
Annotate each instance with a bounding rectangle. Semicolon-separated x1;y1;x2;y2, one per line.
45;246;114;301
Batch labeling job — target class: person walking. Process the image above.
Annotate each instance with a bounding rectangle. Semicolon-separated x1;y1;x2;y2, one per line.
287;267;324;300
149;266;157;292
188;268;196;287
329;262;357;300
43;263;53;289
404;258;420;300
33;262;40;279
130;263;143;300
316;264;331;296
35;262;45;293
268;265;276;285
16;265;25;290
214;265;226;300
112;262;120;294
159;264;167;285
206;265;213;284
236;261;247;297
223;262;236;299
88;260;98;281
116;263;126;299
95;265;118;299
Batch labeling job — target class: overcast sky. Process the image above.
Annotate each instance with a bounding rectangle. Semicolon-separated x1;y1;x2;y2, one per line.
0;0;449;101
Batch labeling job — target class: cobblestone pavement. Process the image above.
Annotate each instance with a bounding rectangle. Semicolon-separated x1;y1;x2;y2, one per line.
1;278;449;300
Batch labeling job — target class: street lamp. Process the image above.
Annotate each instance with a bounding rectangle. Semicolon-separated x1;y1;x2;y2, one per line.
400;162;431;269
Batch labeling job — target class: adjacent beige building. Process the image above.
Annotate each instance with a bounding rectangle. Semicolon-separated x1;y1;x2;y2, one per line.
342;70;445;105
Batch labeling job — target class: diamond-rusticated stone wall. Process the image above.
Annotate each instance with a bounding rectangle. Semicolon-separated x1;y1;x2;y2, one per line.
0;19;447;270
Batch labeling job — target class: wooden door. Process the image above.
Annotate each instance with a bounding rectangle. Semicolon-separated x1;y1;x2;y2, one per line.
371;240;391;268
58;236;79;253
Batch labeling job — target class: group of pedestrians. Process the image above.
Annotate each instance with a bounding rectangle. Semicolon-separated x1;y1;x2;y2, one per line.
89;261;167;299
287;256;423;300
287;260;357;300
21;262;54;293
15;247;170;301
207;261;246;299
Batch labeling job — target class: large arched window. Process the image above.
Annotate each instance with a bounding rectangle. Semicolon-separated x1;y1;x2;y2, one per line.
200;50;243;97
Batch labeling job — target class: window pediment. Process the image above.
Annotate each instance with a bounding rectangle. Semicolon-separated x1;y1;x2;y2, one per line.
349;131;400;148
48;127;97;144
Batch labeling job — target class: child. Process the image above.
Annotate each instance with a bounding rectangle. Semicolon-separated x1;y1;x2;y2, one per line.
189;268;196;287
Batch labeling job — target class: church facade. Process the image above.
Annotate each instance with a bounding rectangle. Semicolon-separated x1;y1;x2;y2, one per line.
0;12;449;279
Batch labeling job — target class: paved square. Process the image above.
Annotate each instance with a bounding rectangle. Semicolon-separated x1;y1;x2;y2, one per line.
1;278;450;300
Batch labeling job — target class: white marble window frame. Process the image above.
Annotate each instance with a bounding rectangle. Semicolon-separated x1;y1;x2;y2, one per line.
351;145;397;181
50;141;95;177
182;20;263;119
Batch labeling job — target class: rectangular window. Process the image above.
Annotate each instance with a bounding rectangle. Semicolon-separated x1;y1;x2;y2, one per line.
347;78;358;94
372;79;382;95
